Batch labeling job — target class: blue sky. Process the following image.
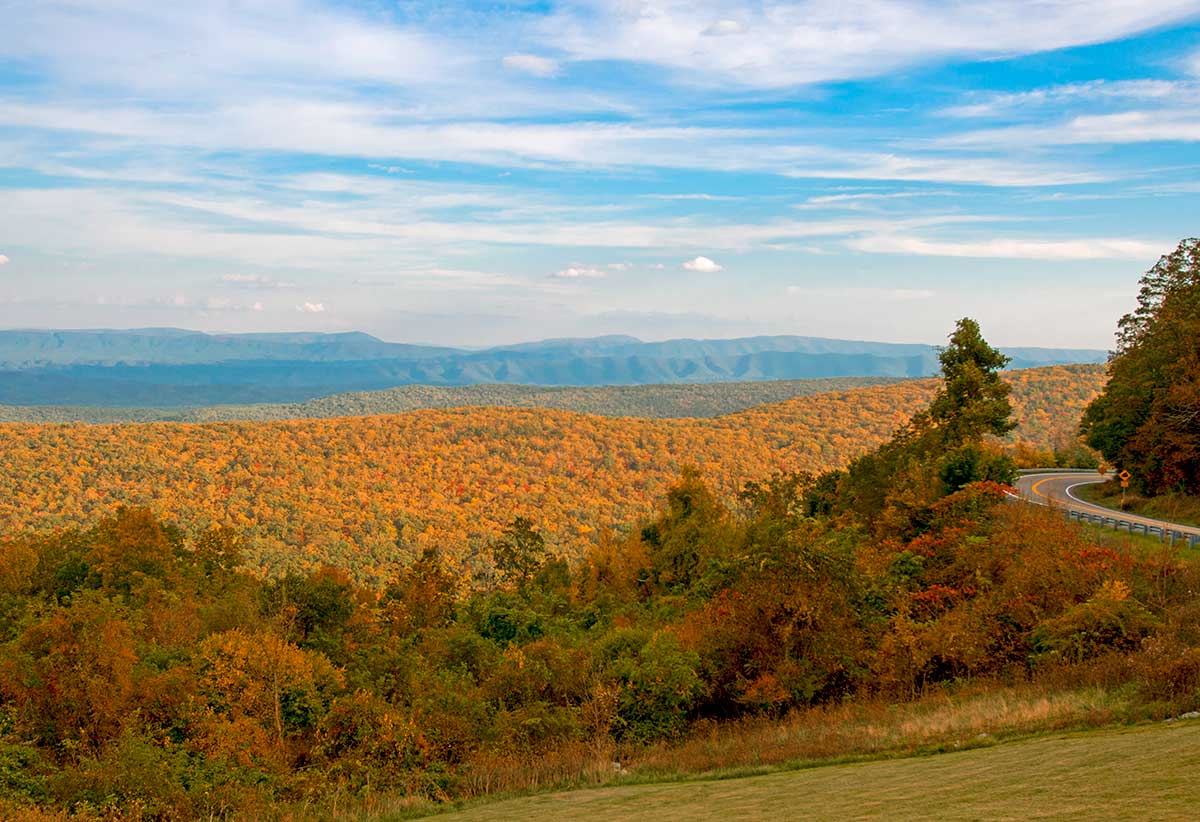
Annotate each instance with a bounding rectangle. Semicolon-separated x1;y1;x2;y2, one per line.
1;1;1199;348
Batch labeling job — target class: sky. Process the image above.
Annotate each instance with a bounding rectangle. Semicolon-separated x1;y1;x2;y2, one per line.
1;1;1199;349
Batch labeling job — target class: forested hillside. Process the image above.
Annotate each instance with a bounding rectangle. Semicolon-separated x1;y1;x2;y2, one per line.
0;375;910;423
0;329;1105;407
0;365;1105;586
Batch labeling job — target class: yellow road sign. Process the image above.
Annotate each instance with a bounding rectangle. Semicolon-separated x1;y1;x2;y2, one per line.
1119;470;1131;481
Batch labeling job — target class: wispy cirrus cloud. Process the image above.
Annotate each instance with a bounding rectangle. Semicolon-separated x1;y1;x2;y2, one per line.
940;79;1188;118
0;98;1108;187
542;0;1200;87
849;234;1165;260
944;110;1200;147
502;54;560;77
1;0;1198;347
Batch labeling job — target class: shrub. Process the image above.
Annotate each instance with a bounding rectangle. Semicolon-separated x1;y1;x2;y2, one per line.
597;629;702;742
1032;580;1159;664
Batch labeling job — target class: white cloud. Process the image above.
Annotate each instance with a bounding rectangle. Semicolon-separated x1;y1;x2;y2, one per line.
0;98;1105;187
940;79;1186;118
607;262;632;271
502;53;560;77
545;1;1200;88
682;255;723;272
551;265;607;279
1185;49;1200;76
4;2;466;94
704;19;744;36
849;234;1165;260
221;273;296;289
0;255;9;266
945;110;1200;147
797;191;948;209
298;301;326;313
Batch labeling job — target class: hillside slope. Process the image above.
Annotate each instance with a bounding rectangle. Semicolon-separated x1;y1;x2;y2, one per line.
0;375;912;422
0;329;1107;406
0;366;1105;585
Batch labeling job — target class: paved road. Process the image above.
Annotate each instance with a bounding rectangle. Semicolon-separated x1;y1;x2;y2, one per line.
1014;471;1200;539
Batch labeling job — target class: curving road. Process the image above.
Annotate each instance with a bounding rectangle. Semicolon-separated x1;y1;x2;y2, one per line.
1014;471;1200;540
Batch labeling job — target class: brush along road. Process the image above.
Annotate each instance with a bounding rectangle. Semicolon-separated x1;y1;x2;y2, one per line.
1014;471;1200;539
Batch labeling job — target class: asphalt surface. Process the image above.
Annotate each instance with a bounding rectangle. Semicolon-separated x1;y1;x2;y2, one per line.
1014;471;1200;539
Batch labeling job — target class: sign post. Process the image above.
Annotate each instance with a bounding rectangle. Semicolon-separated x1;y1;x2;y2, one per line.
1119;470;1131;508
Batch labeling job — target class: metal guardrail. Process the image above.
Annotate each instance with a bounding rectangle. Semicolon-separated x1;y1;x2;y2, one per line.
1063;508;1200;549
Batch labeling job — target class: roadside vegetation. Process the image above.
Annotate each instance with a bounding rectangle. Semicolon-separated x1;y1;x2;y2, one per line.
1078;482;1200;529
1;318;1196;820
1082;238;1199;498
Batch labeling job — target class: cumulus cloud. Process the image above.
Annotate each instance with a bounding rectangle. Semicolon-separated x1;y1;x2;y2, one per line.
502;53;559;77
0;255;9;266
607;262;632;271
298;301;326;313
682;256;723;273
551;265;606;279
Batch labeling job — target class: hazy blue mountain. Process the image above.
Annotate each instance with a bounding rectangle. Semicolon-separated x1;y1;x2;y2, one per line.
0;329;456;367
0;328;1108;408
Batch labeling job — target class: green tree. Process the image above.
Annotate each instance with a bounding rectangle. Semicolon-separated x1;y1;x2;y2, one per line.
836;318;1016;528
491;517;548;588
640;467;730;592
927;317;1015;445
1081;239;1200;493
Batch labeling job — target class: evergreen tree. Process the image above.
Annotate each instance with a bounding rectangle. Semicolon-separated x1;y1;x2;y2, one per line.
928;317;1015;445
1081;238;1200;494
834;318;1015;530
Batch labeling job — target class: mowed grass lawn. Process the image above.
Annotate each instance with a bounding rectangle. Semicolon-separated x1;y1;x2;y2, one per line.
420;721;1200;822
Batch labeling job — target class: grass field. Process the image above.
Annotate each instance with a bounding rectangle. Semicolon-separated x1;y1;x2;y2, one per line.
416;721;1200;821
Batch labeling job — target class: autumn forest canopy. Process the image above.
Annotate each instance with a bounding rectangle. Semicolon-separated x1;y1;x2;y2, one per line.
0;240;1198;820
0;364;1104;587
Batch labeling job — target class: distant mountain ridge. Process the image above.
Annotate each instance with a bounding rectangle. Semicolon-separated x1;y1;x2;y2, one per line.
0;328;1108;408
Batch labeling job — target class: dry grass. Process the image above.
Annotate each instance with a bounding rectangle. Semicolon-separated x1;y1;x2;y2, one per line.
321;679;1133;822
3;681;1150;820
626;680;1122;779
424;721;1200;822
